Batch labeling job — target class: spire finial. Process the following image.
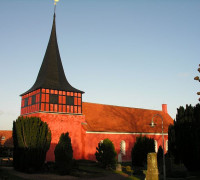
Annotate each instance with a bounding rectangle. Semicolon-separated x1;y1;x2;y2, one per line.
54;0;59;14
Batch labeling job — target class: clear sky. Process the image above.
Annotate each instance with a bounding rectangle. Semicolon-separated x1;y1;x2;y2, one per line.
0;0;199;130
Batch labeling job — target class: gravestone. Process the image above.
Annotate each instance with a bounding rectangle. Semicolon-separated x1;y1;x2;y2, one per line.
118;153;122;163
146;153;159;180
116;163;122;171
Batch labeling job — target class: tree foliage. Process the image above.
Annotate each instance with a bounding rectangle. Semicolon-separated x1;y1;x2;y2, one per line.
157;145;163;161
95;138;117;168
168;104;200;171
54;132;73;175
131;136;155;167
13;116;51;172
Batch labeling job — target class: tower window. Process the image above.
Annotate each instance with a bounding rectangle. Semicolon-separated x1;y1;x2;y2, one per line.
50;94;58;104
32;95;36;105
24;98;28;107
66;96;74;105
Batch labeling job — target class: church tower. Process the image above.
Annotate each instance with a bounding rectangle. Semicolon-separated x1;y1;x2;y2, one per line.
20;14;84;115
20;11;86;161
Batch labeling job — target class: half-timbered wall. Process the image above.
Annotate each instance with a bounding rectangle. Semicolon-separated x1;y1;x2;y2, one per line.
21;89;40;115
21;88;82;115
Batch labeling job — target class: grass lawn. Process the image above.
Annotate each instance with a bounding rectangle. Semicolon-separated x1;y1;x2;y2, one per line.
0;160;117;180
71;159;112;178
2;160;199;180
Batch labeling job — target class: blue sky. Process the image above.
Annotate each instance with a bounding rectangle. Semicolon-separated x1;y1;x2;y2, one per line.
0;0;199;130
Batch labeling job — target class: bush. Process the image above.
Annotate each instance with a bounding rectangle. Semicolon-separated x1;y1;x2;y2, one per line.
95;138;117;168
131;136;155;167
54;132;73;175
13;116;51;172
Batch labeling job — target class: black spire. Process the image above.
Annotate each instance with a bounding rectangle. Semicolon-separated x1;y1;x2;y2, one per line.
21;14;84;96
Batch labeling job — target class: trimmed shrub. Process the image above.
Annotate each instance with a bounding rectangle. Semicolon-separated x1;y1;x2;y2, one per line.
95;138;117;168
54;132;73;175
13;116;51;172
131;136;155;167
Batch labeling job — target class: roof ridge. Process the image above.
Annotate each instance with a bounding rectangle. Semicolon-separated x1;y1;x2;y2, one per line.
83;101;162;112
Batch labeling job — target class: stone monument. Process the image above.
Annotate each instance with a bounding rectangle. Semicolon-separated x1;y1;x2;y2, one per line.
146;153;159;180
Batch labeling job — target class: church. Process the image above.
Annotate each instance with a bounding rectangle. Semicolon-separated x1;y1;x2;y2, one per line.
19;11;173;162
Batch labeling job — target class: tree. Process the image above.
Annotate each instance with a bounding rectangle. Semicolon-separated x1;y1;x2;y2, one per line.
13;116;51;172
194;64;200;101
95;138;117;168
168;104;200;171
157;146;163;160
131;136;155;167
54;132;73;175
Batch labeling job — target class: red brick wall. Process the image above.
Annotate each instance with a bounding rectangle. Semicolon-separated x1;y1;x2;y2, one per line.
23;113;168;162
26;113;86;161
84;133;168;162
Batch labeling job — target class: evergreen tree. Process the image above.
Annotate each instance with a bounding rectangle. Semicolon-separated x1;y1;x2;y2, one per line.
131;136;155;167
13;116;51;172
95;138;117;168
168;104;200;171
54;132;73;175
157;145;163;160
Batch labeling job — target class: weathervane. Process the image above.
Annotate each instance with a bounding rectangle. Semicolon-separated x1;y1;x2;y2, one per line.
54;0;59;13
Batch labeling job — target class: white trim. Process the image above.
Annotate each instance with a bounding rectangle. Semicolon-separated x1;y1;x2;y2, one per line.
22;111;83;116
86;131;168;136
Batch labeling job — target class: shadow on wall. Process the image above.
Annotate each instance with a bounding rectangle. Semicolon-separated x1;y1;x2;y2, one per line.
86;153;96;161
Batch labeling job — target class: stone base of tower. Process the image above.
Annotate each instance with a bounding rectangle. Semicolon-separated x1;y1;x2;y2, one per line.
25;112;86;161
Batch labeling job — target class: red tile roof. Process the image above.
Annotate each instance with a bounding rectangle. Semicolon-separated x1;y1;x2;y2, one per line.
0;130;13;147
82;102;173;133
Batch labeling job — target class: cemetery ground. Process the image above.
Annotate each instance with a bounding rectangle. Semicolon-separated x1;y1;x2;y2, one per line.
1;160;200;180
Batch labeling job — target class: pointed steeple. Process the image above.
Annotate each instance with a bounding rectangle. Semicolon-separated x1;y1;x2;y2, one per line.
21;14;84;96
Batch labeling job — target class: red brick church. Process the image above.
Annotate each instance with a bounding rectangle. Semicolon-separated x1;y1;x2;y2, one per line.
16;12;173;162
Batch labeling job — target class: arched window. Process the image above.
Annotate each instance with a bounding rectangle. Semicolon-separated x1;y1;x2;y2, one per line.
154;140;158;152
166;140;168;152
120;140;126;155
1;136;5;141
